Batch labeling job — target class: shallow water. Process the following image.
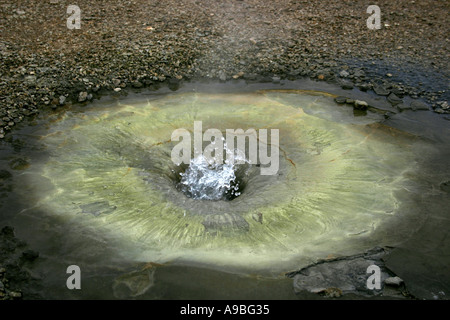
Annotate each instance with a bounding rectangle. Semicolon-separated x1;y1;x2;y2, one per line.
1;81;449;299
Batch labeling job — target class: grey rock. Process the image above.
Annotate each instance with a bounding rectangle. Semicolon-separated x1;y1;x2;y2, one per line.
9;291;22;298
271;76;281;83
289;248;395;297
410;100;429;111
339;70;349;78
385;276;403;286
334;96;347;104
436;101;449;110
397;103;412;111
345;98;355;105
78;91;88;102
24;75;36;86
353;69;366;78
112;79;121;87
218;70;227;81
58;95;66;105
341;81;354;90
132;81;143;88
354;100;368;110
374;85;390;96
387;93;402;105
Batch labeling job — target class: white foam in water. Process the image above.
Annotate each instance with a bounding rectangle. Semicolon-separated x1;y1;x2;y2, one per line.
178;146;246;200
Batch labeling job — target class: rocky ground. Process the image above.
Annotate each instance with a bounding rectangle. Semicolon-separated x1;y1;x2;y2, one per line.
0;0;449;139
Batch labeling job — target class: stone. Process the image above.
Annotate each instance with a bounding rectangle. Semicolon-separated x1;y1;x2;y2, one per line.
114;88;121;92
272;76;281;83
397;103;412;111
78;91;88;102
410;100;429;111
341;81;354;90
131;81;143;88
339;70;349;78
373;85;390;96
354;100;368;110
290;248;392;297
232;72;244;79
385;276;403;287
218;70;227;81
9;291;22;299
58;95;66;105
387;93;402;106
345;98;355;105
334;96;347;104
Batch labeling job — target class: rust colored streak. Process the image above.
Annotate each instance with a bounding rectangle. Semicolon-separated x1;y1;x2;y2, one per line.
287;158;296;167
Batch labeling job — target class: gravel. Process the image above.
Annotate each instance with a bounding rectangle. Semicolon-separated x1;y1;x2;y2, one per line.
0;0;449;139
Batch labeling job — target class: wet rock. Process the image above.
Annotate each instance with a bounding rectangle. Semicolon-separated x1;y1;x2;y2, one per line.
341;81;353;90
354;100;368;110
131;81;143;88
289;247;408;298
357;83;371;92
334;96;347;104
436;101;449;110
387;93;402;106
345;98;355;105
410;100;429;111
397;104;412;111
374;85;390;96
385;276;403;287
80;201;117;216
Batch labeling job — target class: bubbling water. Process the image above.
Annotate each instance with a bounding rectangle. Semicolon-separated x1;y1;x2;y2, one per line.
11;90;423;274
177;155;240;200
